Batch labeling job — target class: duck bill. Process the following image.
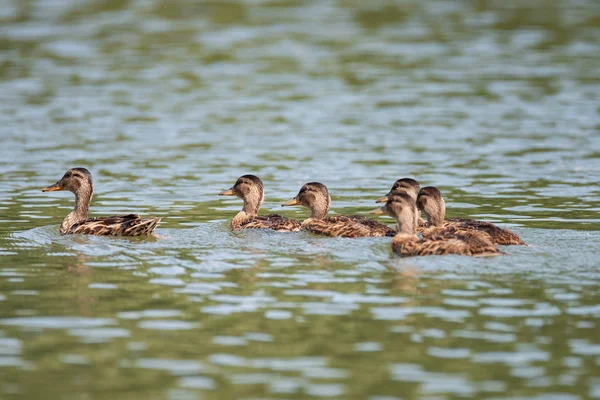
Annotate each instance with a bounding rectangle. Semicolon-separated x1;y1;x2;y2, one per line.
375;194;390;204
42;182;63;192
281;197;300;207
369;206;386;215
219;188;235;196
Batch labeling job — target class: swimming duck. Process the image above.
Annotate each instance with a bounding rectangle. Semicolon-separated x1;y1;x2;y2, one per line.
372;193;501;257
417;186;525;246
282;182;395;238
42;168;160;236
219;175;301;232
375;177;424;230
375;178;421;203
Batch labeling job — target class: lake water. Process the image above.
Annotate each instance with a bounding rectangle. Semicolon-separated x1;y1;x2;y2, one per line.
0;0;599;398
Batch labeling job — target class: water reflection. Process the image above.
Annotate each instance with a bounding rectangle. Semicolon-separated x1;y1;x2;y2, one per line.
1;227;600;397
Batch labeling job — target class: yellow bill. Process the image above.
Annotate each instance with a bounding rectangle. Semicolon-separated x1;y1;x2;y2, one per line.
281;197;300;207
219;188;235;196
42;182;63;192
375;194;390;203
369;205;386;215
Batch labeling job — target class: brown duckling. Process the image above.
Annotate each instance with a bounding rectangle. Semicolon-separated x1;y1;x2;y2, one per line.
372;193;501;257
375;177;424;230
282;182;395;238
219;175;301;232
42;168;160;236
417;186;525;246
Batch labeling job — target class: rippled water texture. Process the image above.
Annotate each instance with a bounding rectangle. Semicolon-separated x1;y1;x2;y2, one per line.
1;0;599;399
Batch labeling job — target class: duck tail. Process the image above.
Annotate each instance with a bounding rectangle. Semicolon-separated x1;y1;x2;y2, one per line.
128;217;161;236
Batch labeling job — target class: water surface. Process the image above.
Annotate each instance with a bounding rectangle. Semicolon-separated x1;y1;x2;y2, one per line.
0;0;599;398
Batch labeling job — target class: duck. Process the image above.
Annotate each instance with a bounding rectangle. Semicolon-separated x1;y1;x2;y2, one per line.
375;177;421;203
375;177;424;230
371;193;501;257
281;182;395;238
42;168;160;236
417;186;526;246
219;175;301;232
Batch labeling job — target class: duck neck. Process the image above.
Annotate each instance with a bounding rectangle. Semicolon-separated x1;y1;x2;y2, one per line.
397;220;417;235
61;186;92;233
396;211;418;236
425;198;445;227
309;195;330;220
413;204;420;231
241;187;263;216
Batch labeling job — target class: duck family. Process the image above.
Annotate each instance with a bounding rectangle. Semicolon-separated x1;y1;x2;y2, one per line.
42;168;525;257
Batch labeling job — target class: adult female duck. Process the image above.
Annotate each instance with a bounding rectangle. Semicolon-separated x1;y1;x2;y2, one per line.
417;186;525;245
375;177;421;204
282;182;395;238
219;175;300;232
42;168;160;236
372;193;500;257
375;177;423;229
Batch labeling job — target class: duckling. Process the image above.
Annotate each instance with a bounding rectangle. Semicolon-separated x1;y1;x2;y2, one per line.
42;168;160;236
375;177;424;230
417;186;525;246
282;182;395;238
372;193;501;257
219;175;301;232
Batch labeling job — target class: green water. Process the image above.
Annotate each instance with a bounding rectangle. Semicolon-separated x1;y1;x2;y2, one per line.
1;0;599;398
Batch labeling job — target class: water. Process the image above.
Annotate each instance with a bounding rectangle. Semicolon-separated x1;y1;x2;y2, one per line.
1;0;599;398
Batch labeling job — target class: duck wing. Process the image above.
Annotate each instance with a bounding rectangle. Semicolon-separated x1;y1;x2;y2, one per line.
342;215;396;237
241;214;301;232
421;226;501;256
68;214;161;236
393;235;473;257
394;234;500;257
416;218;428;233
445;218;525;246
302;216;373;238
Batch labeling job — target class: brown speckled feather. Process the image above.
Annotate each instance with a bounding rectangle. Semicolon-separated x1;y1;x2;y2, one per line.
393;234;473;256
301;216;393;238
237;214;301;232
334;215;396;237
422;229;501;256
67;214;161;236
392;232;500;257
302;217;370;238
424;218;525;246
447;218;524;245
